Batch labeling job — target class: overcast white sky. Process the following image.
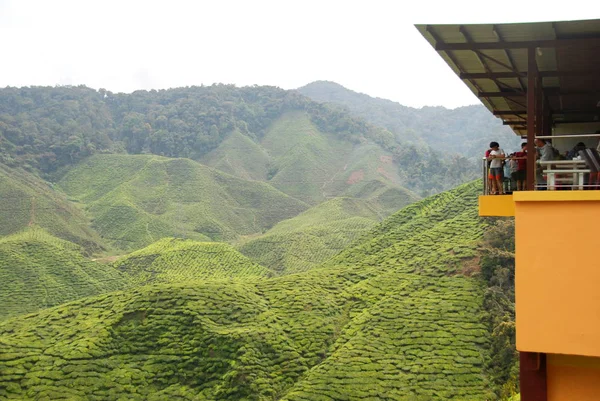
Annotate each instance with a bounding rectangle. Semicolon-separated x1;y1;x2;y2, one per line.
0;0;596;108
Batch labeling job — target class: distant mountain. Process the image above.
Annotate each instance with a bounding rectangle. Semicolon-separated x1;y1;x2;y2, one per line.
0;229;127;320
297;81;522;158
0;84;479;202
115;238;272;286
0;181;498;400
0;163;105;253
58;154;309;251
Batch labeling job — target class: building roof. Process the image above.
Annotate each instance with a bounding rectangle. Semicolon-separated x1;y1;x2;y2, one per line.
415;19;600;136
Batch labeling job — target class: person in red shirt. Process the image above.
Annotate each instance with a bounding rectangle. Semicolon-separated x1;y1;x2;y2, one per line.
513;142;527;190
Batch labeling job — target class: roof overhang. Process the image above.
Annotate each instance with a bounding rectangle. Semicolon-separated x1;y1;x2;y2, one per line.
416;19;600;136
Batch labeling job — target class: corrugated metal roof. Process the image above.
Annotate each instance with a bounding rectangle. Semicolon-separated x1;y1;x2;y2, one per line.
416;19;600;136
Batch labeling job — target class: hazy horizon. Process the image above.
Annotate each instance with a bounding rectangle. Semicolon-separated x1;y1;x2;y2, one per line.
1;0;596;108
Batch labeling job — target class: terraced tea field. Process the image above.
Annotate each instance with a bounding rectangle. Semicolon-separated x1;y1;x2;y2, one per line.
0;163;105;253
0;181;496;400
115;238;272;285
0;229;127;320
239;197;383;274
57;154;308;250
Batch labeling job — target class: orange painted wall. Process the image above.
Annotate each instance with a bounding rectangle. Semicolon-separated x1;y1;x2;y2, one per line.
547;354;600;401
514;192;600;357
478;195;515;216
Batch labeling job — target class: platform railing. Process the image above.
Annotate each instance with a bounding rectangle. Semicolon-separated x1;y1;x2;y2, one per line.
482;156;599;194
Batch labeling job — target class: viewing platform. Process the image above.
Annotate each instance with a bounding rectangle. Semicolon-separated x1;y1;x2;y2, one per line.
418;17;600;401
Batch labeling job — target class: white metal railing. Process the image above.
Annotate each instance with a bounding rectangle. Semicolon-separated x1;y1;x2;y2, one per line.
482;153;600;194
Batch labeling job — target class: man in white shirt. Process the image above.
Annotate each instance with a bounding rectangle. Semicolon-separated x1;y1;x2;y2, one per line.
487;141;505;195
535;139;554;188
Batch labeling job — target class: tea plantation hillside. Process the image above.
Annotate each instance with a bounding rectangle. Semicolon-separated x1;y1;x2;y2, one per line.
114;238;272;286
257;111;419;206
57;154;308;250
281;181;492;400
0;229;127;320
0;181;497;400
0;163;105;253
200;130;271;181
239;197;384;274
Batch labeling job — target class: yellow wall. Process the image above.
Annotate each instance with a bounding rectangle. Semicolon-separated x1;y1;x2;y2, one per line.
478;195;515;216
514;191;600;357
547;354;600;401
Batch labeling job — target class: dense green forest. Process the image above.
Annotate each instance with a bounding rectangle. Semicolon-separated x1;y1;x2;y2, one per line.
297;81;522;159
0;83;518;400
0;84;495;196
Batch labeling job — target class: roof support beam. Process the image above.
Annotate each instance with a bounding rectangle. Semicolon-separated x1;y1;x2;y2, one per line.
435;37;600;51
479;91;526;97
495;109;600;116
493;25;526;92
474;50;519;73
458;25;519;104
425;25;494;110
526;47;537;191
494;110;527;115
461;72;526;79
554;119;600;125
461;70;597;79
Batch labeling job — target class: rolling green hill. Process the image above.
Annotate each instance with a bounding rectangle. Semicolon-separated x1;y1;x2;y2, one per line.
57;154;308;251
0;229;127;320
114;238;272;286
0;181;497;400
0;163;105;253
199;111;420;208
260;112;418;206
200;130;271;181
238;197;384;274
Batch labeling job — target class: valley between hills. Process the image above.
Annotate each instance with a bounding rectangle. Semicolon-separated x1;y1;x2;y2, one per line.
0;82;518;400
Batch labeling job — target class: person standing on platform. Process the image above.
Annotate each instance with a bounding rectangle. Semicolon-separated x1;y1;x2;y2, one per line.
514;142;527;191
487;141;505;195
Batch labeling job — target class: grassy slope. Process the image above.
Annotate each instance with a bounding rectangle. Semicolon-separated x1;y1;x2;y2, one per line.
57;154;308;251
0;163;105;253
238;197;383;275
114;237;272;286
0;229;127;320
282;181;491;400
262;111;419;209
0;181;493;400
200;130;271;181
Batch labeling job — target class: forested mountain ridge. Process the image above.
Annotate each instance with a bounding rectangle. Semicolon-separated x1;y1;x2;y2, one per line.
297;80;522;160
0;85;393;175
0;84;482;196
